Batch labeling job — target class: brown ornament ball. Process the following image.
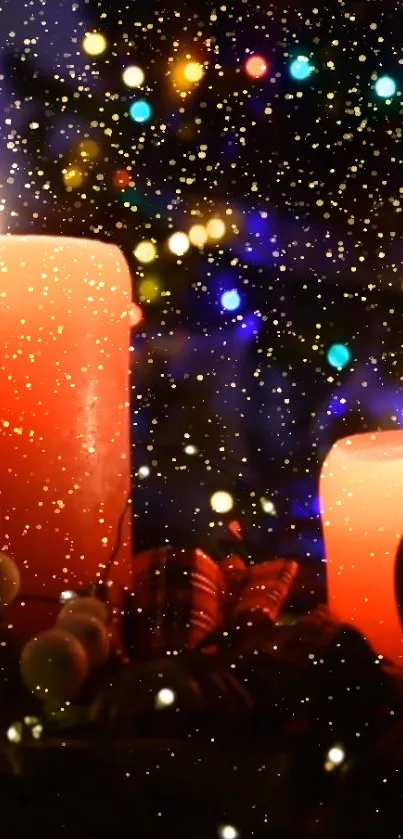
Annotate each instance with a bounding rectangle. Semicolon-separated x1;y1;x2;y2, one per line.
20;629;89;701
58;596;108;625
57;614;110;670
0;553;20;607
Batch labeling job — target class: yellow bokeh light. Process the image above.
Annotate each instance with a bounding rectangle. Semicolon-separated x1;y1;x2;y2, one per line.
82;32;107;57
183;61;204;83
218;826;239;839
155;687;176;709
62;167;84;189
139;276;161;303
173;60;205;91
324;744;346;772
206;218;226;240
188;224;208;246
78;139;100;160
122;65;145;88
210;491;234;514
168;232;190;256
260;497;277;515
133;241;157;264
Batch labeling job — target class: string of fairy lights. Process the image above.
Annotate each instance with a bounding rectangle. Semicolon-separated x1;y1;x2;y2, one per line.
81;29;399;97
63;29;401;323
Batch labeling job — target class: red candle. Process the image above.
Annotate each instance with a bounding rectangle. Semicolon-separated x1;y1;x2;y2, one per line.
320;431;403;664
0;236;133;599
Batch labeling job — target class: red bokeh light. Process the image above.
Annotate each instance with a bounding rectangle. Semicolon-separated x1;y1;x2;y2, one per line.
112;169;132;189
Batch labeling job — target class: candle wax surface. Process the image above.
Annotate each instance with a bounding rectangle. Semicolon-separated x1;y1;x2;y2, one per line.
0;236;133;599
321;430;403;664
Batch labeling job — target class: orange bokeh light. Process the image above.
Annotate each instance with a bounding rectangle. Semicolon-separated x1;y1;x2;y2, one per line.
245;54;269;79
129;302;144;327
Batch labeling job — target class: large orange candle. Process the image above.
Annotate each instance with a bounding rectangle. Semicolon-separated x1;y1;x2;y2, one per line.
320;430;403;664
0;236;133;599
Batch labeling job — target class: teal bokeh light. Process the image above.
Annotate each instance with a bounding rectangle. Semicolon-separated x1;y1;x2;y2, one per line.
289;56;312;81
374;75;397;98
129;99;152;123
221;290;241;311
326;343;352;369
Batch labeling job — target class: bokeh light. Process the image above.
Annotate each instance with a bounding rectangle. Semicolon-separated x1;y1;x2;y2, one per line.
82;32;107;57
138;465;150;479
129;303;143;327
129;99;152;123
173;60;205;91
289;56;312;81
188;224;208;246
206;218;226;240
155;687;176;709
168;232;190;256
218;826;239;839
324;744;346;772
327;744;345;765
260;497;277;515
245;54;269;79
7;722;23;744
326;343;351;369
374;74;397;98
77;139;100;160
210;491;234;514
139;276;162;303
59;590;77;604
133;241;157;264
221;290;241;311
112;169;131;189
184;444;198;455
122;65;145;88
183;61;204;83
62;167;84;189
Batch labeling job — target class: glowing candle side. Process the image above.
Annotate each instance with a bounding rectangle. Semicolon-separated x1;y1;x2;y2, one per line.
320;430;403;663
0;236;133;598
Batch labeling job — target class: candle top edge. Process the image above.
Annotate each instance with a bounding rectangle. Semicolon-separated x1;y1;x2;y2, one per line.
0;235;122;253
333;430;403;461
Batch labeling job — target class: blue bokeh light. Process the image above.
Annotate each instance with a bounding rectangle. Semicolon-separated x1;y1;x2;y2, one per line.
129;99;152;123
237;313;261;341
289;56;312;81
221;289;241;311
374;75;397;99
326;343;351;369
329;395;349;418
247;211;270;237
291;495;321;520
